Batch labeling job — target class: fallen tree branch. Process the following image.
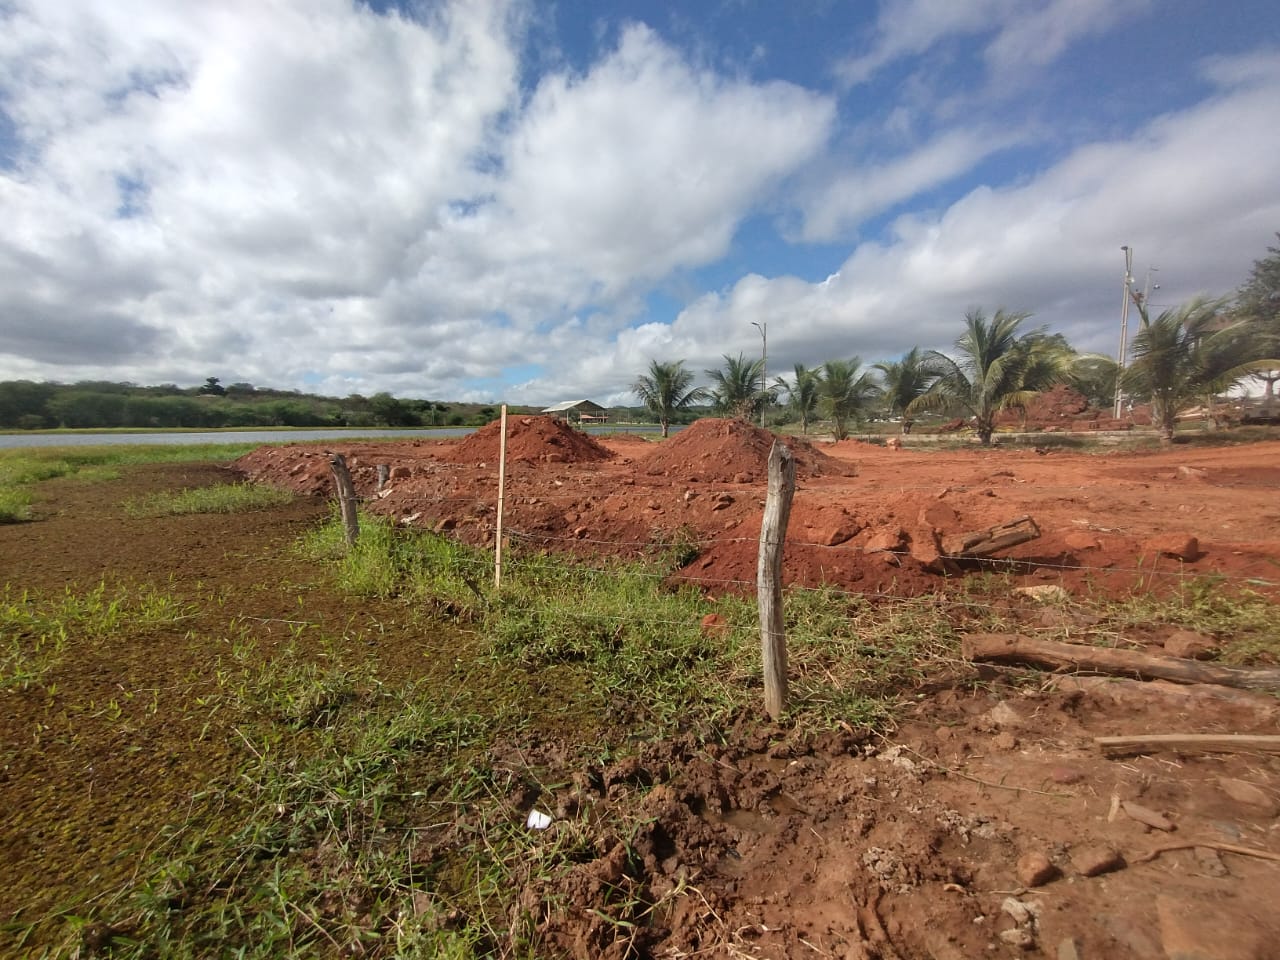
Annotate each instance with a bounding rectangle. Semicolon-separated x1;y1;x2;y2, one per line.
961;633;1280;692
1131;841;1280;866
1095;734;1280;758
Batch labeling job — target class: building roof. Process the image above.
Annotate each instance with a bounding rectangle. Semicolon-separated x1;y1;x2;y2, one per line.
541;399;605;413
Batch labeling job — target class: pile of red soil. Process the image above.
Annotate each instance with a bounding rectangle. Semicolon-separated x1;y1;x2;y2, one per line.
440;416;614;465
643;418;850;482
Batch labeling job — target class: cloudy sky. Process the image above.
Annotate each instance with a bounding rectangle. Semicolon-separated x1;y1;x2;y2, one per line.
2;0;1278;404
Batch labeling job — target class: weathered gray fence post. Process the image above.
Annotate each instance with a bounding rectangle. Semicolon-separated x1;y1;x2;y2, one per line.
327;452;359;547
757;440;795;719
376;464;390;492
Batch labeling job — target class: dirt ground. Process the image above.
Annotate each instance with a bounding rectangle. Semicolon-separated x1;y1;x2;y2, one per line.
2;422;1279;959
237;416;1280;600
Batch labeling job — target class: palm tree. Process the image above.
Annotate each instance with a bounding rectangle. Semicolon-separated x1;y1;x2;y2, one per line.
909;308;1060;445
874;347;934;434
705;353;765;422
816;358;879;440
1122;296;1267;442
632;360;707;438
773;363;820;434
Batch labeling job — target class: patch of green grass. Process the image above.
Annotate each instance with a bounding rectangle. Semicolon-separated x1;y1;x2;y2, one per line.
0;443;264;522
124;482;295;517
0;582;193;690
0;487;33;523
1102;575;1279;664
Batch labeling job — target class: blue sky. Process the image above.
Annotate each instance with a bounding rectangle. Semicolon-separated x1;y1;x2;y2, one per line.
1;0;1278;404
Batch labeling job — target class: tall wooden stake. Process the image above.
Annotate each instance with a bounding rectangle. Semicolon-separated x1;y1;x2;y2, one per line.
757;441;795;719
494;404;508;590
326;452;359;547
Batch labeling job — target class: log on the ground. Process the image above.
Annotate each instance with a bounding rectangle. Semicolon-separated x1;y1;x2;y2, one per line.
961;633;1280;692
1097;734;1280;758
943;516;1040;558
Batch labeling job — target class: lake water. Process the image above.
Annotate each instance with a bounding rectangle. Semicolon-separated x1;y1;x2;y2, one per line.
0;424;666;449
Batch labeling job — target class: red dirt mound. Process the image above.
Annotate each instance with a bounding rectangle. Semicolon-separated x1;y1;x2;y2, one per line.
997;384;1092;426
440;415;614;465
643;418;850;483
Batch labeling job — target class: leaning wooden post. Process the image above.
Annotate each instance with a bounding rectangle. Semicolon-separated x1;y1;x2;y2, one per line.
757;441;795;720
494;404;508;591
327;452;359;547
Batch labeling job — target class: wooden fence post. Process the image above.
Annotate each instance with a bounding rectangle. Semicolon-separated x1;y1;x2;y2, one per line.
327;452;359;547
376;464;390;492
494;404;508;591
757;441;795;719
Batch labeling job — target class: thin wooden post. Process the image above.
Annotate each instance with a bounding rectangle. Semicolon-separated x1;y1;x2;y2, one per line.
376;464;390;492
494;404;508;590
757;441;795;719
327;452;359;547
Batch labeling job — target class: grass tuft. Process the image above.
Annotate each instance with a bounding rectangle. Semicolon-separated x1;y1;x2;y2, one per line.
124;482;295;517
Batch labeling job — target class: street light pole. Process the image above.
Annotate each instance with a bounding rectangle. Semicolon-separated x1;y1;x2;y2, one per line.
751;321;767;427
1113;245;1134;419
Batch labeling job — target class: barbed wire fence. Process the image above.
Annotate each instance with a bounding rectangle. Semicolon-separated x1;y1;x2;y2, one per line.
318;410;1280;717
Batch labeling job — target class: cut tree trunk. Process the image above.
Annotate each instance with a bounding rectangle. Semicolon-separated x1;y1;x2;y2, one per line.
962;633;1280;692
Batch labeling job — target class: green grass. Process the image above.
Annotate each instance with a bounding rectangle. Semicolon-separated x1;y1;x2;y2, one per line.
0;443;264;522
124;481;295;517
17;506;1280;958
0;582;193;690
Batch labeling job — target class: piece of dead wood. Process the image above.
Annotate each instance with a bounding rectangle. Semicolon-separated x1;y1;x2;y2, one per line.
1131;842;1280;866
1095;734;1280;758
942;515;1040;558
961;633;1280;692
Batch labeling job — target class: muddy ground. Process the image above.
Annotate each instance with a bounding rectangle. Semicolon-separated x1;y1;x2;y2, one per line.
2;423;1279;958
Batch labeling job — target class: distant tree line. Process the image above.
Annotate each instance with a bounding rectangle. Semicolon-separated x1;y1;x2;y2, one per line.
634;235;1280;444
0;378;517;430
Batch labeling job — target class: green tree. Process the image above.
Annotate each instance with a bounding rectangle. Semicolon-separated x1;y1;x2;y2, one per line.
1067;354;1120;410
1123;296;1269;442
909;308;1059;445
816;358;879;441
1235;233;1280;403
199;377;226;396
773;363;820;434
873;347;934;434
705;353;765;422
633;360;707;438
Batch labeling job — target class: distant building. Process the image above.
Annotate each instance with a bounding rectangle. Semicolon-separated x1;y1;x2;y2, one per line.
541;399;609;424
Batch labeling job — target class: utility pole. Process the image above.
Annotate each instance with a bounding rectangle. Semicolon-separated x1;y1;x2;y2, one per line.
1114;245;1134;419
751;321;767;427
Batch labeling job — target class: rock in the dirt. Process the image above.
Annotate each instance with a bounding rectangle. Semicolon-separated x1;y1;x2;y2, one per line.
1071;844;1124;877
1216;777;1279;816
1057;938;1082;960
999;927;1035;949
1014;584;1071;602
864;527;906;553
1016;850;1059;887
818;519;860;546
1144;534;1201;562
1050;766;1083;785
1163;629;1217;660
1177;465;1209;480
1122;801;1176;832
993;731;1019;751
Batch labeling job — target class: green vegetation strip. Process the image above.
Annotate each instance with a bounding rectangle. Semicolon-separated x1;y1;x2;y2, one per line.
0;443;264;522
123;482;295;517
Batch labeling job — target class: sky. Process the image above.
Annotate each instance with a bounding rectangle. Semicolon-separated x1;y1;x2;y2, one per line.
1;0;1279;406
